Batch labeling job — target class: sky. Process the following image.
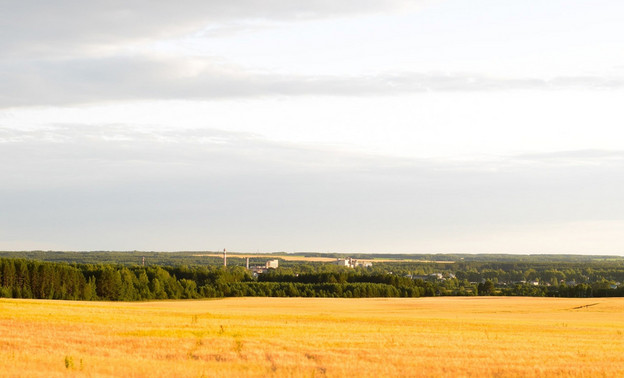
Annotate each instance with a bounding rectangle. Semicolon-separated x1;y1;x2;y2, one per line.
1;0;624;254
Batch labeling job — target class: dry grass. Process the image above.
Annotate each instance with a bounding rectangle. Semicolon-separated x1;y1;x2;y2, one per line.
194;254;338;262
1;297;623;377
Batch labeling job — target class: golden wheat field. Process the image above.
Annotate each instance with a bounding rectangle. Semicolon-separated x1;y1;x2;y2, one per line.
1;297;623;377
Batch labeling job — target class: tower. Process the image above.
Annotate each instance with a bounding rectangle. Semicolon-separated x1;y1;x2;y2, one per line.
223;248;227;267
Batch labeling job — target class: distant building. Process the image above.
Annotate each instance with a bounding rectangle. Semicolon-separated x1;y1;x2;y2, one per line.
335;259;351;267
332;257;372;268
249;259;279;277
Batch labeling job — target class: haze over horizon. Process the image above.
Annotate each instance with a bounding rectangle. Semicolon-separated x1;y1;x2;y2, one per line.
2;1;624;254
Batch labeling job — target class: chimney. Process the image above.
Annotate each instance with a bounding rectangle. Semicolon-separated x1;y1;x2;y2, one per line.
223;248;227;267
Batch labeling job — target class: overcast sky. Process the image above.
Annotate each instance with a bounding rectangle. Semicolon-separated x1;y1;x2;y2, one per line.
2;0;624;254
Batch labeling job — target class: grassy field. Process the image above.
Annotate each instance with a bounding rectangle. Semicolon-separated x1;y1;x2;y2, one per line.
195;254;339;262
195;254;452;263
1;297;623;377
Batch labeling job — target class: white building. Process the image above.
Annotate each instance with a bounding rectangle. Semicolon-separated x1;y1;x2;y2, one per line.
249;259;279;276
333;258;372;268
265;259;279;269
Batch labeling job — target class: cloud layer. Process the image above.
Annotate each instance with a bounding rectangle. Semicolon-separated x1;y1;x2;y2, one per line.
3;2;624;253
2;124;624;251
2;1;622;108
2;55;622;108
2;1;417;57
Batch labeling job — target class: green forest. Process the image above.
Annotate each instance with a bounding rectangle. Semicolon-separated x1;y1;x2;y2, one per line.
0;252;623;300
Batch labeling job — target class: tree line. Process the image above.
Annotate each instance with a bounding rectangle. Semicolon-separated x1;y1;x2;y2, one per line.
1;257;623;301
0;258;432;300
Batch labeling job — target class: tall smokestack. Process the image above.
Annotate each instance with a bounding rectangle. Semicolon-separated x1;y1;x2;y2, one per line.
223;248;227;267
246;257;249;269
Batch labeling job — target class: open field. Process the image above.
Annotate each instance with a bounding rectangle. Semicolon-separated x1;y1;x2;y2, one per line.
1;297;624;377
195;253;453;263
194;254;339;262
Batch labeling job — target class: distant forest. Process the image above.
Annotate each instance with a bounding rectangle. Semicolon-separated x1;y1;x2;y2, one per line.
0;251;623;300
